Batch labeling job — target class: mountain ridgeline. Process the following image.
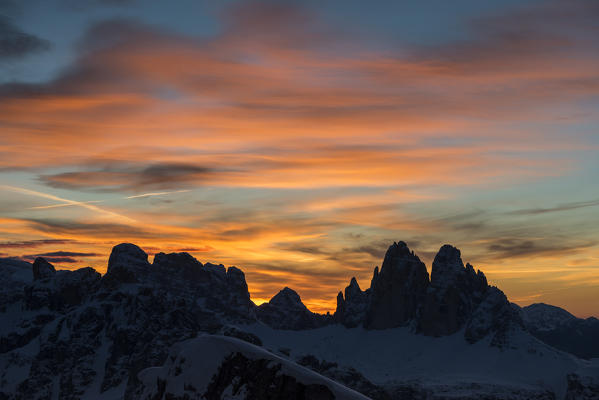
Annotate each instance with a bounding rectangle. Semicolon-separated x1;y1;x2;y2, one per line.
334;242;521;346
1;240;598;400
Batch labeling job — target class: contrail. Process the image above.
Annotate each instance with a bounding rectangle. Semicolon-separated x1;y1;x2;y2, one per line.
28;200;104;210
0;185;136;223
125;190;190;199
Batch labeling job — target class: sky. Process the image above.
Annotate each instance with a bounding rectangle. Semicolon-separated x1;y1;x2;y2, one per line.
0;0;598;317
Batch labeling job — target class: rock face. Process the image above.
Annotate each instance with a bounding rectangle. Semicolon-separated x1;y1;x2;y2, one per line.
335;242;523;345
334;277;370;328
365;241;430;329
419;245;494;337
257;287;330;330
565;373;599;400
105;242;151;283
521;303;599;359
32;257;56;280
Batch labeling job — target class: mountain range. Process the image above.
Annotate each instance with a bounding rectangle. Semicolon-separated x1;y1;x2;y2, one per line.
0;241;597;399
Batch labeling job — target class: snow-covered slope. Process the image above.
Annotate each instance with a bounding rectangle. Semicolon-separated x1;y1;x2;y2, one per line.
138;335;369;399
521;303;577;332
520;303;599;360
242;322;596;399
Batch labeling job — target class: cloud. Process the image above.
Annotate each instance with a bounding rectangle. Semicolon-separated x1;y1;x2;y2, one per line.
0;16;50;60
125;190;189;199
25;218;151;238
31;251;99;257
0;185;135;222
485;239;597;260
39;162;215;192
17;250;100;264
0;239;73;248
507;199;599;216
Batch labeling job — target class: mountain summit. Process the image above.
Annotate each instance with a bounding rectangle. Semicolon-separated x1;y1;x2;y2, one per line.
334;242;522;345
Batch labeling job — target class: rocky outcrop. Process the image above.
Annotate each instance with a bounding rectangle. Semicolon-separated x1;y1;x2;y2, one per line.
419;245;497;337
565;373;599;400
257;287;329;330
335;242;523;346
32;257;56;280
334;277;370;328
365;241;430;329
105;243;150;284
204;352;335;400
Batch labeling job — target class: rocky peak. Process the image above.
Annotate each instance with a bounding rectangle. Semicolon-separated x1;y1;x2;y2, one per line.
345;277;362;300
335;277;370;328
105;243;150;283
269;287;307;311
430;244;464;289
418;245;516;340
153;251;202;270
257;287;329;329
365;241;429;329
32;257;56;280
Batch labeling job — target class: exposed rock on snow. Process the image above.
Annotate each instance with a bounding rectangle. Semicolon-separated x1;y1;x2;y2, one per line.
137;335;369;400
565;373;599;400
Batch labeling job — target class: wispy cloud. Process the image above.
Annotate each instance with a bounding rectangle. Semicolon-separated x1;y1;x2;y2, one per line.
28;200;103;209
507;199;599;216
125;189;190;199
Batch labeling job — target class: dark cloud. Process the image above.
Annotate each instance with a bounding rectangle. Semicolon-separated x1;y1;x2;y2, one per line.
17;250;99;264
0;16;50;60
33;251;99;257
26;218;152;238
39;162;215;193
343;242;397;259
19;255;79;264
60;0;136;12
0;239;73;249
279;238;399;267
175;247;213;253
485;238;596;259
507;199;599;216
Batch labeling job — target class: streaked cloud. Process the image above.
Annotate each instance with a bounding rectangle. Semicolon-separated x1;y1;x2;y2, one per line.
507;199;599;216
0;185;135;222
125;189;190;199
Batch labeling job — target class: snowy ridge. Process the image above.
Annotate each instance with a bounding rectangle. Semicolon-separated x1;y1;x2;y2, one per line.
521;303;577;332
138;335;369;399
243;322;596;399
